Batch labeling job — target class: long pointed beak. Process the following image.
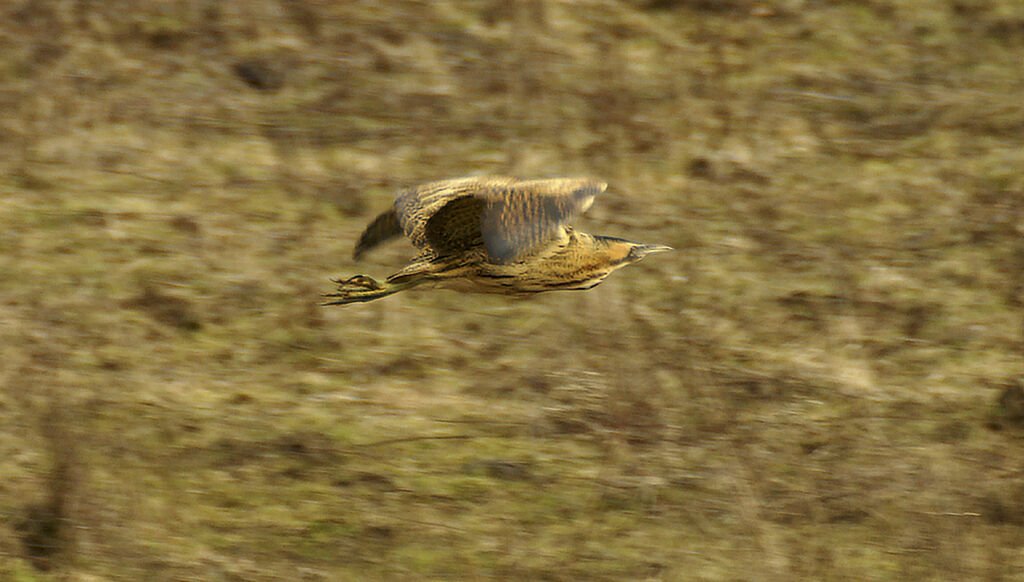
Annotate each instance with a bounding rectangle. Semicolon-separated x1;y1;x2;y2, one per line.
639;244;673;255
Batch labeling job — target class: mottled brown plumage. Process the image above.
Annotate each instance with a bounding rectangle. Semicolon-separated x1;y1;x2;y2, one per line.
324;176;671;305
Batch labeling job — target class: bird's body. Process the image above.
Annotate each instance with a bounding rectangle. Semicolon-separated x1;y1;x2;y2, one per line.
324;176;670;305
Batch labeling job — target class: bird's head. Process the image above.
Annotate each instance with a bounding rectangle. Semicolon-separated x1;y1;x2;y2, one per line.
596;236;673;268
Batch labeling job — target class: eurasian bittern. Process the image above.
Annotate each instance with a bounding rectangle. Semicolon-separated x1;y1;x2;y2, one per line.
323;176;671;305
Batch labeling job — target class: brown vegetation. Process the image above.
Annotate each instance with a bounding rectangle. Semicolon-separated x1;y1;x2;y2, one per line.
2;0;1023;580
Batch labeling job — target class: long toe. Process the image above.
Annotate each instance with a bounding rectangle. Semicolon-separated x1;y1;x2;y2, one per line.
344;275;383;290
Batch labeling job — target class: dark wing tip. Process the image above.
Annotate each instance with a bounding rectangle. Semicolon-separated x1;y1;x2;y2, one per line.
353;209;402;260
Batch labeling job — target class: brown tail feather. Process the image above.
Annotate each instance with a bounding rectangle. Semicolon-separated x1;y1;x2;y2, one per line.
353;209;402;260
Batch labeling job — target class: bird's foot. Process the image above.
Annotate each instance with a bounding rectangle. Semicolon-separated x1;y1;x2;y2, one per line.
322;275;389;306
328;274;383;291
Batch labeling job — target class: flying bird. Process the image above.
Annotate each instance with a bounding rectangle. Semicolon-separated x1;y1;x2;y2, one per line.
323;176;671;305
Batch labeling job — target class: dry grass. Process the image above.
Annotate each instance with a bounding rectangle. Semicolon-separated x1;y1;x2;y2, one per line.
2;0;1024;580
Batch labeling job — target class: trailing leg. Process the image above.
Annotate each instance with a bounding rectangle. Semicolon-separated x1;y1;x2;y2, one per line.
321;275;418;306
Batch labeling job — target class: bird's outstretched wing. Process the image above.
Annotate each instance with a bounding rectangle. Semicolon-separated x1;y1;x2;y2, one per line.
478;178;606;263
387;175;605;263
395;176;517;252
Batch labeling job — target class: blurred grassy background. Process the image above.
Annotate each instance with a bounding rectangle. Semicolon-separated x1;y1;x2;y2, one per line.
2;0;1024;580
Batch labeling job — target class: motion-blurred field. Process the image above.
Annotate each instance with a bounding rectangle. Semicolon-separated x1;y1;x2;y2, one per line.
2;1;1024;580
